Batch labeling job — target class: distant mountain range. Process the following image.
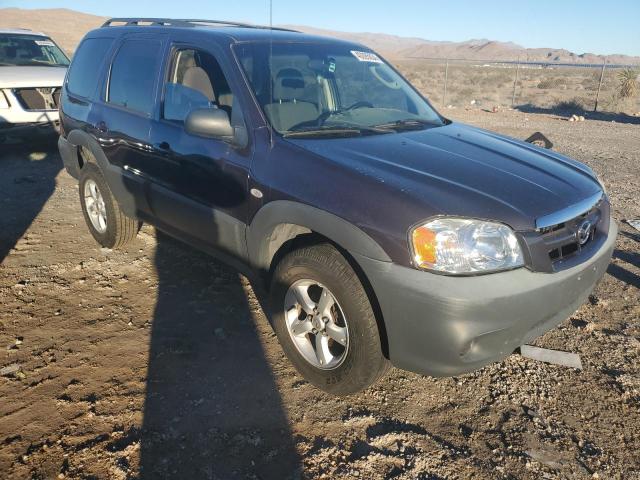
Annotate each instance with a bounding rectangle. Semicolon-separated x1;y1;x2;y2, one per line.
1;7;639;65
290;25;640;65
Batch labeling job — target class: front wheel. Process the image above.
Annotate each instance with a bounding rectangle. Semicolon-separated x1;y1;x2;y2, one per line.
270;243;389;395
78;163;140;248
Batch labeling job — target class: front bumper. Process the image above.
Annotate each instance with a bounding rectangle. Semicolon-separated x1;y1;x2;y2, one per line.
0;120;59;138
354;217;617;377
0;88;59;134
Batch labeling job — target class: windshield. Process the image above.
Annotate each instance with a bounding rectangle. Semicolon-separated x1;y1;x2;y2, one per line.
0;34;70;67
235;42;444;137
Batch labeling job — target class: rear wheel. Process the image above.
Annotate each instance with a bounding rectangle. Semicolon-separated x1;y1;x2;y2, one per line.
78;163;140;248
270;243;389;395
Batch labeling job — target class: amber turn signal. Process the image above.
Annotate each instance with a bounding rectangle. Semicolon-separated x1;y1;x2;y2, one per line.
411;226;437;266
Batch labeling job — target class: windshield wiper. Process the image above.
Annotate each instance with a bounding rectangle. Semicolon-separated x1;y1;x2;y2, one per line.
25;61;62;67
372;118;438;132
283;124;392;138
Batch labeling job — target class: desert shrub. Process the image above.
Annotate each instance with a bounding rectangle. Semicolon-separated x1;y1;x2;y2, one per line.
552;97;587;112
455;87;475;98
537;78;566;89
580;72;600;90
537;79;554;89
617;68;639;98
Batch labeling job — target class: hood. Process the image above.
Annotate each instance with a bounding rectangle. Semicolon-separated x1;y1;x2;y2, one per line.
288;122;602;230
0;66;67;88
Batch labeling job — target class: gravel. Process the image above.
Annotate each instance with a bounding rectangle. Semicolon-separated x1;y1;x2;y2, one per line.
0;109;638;479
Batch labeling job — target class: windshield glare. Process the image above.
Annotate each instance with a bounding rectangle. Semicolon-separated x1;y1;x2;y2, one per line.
235;42;443;135
0;34;70;67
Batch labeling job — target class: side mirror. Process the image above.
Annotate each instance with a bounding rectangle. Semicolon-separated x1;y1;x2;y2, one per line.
185;108;234;140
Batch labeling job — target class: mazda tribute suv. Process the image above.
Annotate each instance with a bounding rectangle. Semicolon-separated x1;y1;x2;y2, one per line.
57;18;617;394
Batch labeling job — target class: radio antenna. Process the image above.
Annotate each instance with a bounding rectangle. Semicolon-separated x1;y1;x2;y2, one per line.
268;0;274;146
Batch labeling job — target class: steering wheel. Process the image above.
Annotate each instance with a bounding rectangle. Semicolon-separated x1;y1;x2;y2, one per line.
343;101;374;111
315;101;374;125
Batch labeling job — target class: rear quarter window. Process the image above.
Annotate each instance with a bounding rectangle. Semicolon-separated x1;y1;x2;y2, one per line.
108;39;162;116
66;37;114;98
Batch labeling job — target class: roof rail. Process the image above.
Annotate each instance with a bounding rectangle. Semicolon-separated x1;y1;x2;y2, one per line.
101;18;297;32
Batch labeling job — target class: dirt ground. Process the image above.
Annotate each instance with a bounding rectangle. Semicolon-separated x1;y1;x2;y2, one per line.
1;109;639;480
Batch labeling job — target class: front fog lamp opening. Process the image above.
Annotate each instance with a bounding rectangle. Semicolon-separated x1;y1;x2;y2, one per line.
411;218;524;274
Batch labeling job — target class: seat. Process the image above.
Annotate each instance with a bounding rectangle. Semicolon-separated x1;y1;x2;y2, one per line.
182;66;215;102
217;91;234;113
264;68;318;131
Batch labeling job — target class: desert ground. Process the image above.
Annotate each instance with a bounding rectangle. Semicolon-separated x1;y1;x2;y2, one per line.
398;59;640;116
1;108;639;480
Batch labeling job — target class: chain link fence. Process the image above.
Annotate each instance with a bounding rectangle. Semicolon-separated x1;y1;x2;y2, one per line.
396;58;640;116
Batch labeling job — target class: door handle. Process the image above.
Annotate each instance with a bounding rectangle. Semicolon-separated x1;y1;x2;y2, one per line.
95;121;108;133
153;141;180;164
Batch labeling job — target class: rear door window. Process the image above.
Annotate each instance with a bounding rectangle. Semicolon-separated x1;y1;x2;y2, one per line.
108;38;162;115
66;37;113;98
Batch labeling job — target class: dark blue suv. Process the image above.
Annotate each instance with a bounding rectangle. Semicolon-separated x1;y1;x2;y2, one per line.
58;18;617;394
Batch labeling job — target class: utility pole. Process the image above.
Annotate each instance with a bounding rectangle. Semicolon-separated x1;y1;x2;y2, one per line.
594;60;607;112
442;59;449;106
511;58;520;107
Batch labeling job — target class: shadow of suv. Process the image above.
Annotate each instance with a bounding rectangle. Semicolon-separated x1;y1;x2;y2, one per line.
58;18;617;395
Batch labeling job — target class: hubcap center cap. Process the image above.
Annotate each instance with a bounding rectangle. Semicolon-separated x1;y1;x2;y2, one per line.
312;315;326;331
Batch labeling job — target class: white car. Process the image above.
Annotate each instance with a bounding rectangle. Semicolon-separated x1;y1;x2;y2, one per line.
0;28;69;142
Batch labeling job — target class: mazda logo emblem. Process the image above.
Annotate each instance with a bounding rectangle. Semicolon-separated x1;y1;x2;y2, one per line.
576;220;593;246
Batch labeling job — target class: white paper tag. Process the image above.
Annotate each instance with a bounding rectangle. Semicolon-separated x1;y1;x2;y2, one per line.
350;50;383;63
35;40;55;47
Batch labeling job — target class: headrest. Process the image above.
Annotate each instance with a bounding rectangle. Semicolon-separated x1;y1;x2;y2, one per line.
273;68;305;101
182;66;215;101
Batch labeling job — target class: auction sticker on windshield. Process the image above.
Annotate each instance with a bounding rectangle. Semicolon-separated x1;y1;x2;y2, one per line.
35;40;55;46
351;50;383;63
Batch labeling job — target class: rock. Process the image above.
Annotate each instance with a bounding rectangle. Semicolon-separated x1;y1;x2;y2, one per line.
29;152;47;161
1;364;20;376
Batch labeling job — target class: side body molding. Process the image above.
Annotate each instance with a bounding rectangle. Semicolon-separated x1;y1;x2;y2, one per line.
66;129;140;218
247;200;392;271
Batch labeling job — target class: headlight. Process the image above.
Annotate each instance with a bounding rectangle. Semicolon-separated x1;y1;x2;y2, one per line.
410;217;524;274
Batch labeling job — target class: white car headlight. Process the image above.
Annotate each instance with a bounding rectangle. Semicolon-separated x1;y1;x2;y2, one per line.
410;217;524;274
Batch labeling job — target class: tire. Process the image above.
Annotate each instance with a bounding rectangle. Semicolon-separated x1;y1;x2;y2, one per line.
270;243;389;395
78;163;140;248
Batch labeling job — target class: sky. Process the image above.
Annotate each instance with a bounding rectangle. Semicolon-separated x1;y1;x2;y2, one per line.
1;0;639;56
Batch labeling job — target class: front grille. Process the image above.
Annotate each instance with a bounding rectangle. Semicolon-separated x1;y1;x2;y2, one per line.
13;87;60;111
520;195;610;273
541;207;600;263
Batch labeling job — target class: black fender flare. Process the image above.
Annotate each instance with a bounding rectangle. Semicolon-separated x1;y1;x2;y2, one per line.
247;200;391;272
66;129;139;218
67;129;109;171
